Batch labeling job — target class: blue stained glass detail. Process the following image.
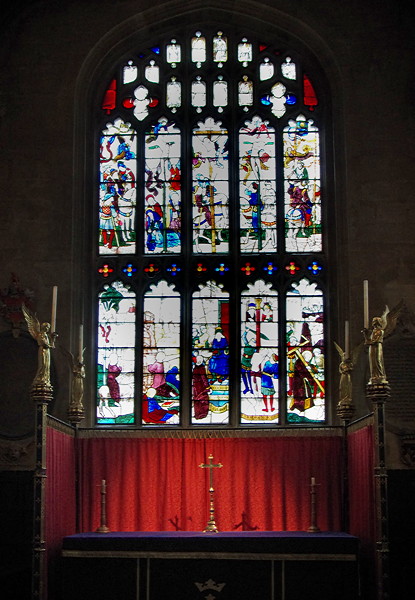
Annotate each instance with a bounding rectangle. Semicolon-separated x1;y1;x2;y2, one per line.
151;46;161;54
260;95;272;106
308;261;323;274
215;263;229;275
123;263;137;277
285;94;297;105
264;262;277;275
167;263;181;275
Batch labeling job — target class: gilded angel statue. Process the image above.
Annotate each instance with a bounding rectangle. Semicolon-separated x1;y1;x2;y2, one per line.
60;345;86;420
22;304;57;388
334;340;362;405
362;305;400;385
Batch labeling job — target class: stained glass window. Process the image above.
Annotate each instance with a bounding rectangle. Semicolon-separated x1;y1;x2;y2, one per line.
95;28;328;427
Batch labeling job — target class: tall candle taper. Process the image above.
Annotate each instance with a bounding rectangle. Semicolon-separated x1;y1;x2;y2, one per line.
363;280;369;329
78;324;84;362
344;320;350;359
51;286;58;332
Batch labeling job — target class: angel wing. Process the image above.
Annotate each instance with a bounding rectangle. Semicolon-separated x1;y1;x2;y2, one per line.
384;301;403;338
334;339;363;364
333;341;344;357
60;345;75;368
22;303;40;340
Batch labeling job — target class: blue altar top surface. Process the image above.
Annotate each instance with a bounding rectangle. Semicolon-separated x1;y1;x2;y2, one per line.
63;531;359;555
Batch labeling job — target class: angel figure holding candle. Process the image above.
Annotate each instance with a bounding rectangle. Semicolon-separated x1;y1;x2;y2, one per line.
362;307;389;385
61;346;86;416
22;304;57;388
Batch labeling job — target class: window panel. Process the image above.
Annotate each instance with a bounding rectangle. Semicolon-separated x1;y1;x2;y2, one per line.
286;279;325;423
192;281;230;424
142;281;181;425
97;281;136;424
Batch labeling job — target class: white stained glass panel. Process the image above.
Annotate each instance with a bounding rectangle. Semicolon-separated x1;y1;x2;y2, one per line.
145;60;159;83
192;77;206;109
282;57;296;80
166;39;181;65
167;78;182;110
260;58;274;81
213;32;228;64
123;60;137;84
213;79;228;108
238;39;253;66
191;32;206;65
238;76;253;106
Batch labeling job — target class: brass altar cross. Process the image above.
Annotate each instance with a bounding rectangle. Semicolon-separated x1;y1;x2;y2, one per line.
199;454;223;533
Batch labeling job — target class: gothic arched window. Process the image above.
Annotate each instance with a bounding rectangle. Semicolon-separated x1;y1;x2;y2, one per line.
95;28;327;427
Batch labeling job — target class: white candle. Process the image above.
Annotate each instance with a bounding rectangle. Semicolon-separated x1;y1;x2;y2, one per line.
363;280;369;329
344;320;350;359
311;477;316;486
51;286;58;332
78;324;84;362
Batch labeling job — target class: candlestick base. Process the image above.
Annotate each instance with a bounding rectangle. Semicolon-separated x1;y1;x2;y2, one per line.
307;524;321;533
203;519;219;533
95;525;110;534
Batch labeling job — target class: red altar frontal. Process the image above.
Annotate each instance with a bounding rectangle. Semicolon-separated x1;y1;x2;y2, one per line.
61;531;360;600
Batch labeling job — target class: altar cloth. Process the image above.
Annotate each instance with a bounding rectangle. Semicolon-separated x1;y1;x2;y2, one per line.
62;531;360;599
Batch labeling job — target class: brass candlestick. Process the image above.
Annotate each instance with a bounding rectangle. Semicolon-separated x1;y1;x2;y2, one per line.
96;479;110;533
199;454;223;533
308;477;320;533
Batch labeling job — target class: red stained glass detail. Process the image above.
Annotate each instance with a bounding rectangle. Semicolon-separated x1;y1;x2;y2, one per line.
102;79;117;114
241;262;256;276
148;98;159;108
303;74;318;111
123;98;135;109
259;44;268;52
98;264;114;277
144;263;159;274
285;261;300;275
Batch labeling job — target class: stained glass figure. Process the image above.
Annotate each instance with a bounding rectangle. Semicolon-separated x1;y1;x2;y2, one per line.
145;60;159;83
213;76;228;111
99;119;137;255
191;31;206;67
281;57;296;80
240;281;279;424
286;279;325;423
144;118;181;253
238;38;252;67
259;58;274;81
213;31;228;66
269;82;287;118
166;39;181;67
166;77;181;112
192;118;229;253
191;77;207;112
132;85;151;121
238;76;253;109
192;281;230;424
123;61;137;84
239;116;277;253
97;281;136;424
142;281;181;425
283;115;321;252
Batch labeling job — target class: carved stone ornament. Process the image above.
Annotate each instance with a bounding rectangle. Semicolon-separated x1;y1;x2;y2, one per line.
0;437;35;470
400;437;415;468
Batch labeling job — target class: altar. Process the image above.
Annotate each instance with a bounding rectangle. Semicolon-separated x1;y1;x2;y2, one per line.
61;530;360;600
